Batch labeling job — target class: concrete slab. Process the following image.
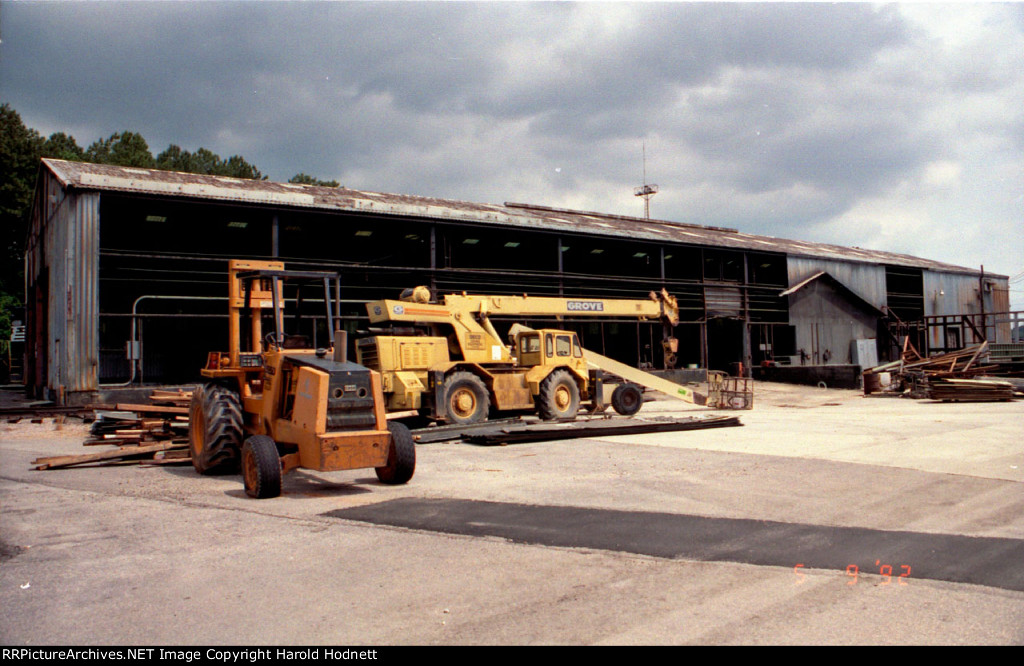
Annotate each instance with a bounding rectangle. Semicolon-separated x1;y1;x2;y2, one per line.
1;381;1021;645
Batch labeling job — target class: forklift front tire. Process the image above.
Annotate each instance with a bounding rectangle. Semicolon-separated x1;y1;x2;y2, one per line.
241;435;282;499
189;383;243;475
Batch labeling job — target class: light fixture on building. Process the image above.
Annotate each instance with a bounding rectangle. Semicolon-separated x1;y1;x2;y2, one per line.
355;230;373;237
463;238;479;245
146;215;167;223
504;241;520;248
227;221;248;229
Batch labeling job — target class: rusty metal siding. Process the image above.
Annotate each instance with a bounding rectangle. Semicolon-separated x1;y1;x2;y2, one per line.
35;184;100;398
25;168;65;394
922;271;1012;347
786;257;887;310
922;271;986;317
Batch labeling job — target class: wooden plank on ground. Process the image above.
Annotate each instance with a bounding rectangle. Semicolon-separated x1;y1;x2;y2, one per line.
115;403;189;415
31;442;184;470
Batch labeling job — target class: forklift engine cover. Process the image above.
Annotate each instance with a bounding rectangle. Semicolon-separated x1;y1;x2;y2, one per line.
285;355;378;432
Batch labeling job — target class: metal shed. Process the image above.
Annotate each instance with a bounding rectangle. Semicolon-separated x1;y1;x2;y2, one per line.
24;159;1011;403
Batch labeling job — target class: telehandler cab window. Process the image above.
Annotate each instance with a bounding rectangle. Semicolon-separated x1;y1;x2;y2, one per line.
520;335;541;354
519;334;542;366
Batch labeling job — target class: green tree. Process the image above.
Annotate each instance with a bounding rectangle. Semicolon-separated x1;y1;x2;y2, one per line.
155;145;265;180
221;155;264;180
0;104;43;337
289;172;340;187
155;144;193;172
42;132;85;161
85;131;155;168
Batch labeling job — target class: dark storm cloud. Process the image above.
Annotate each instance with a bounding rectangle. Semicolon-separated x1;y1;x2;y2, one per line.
1;2;1021;297
1;1;914;188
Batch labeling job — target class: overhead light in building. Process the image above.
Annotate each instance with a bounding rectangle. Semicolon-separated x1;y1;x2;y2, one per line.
463;238;479;245
504;241;520;248
146;215;167;223
633;252;647;258
405;234;420;241
227;221;248;229
355;230;373;237
665;254;673;260
286;225;302;232
590;249;604;254
561;246;570;252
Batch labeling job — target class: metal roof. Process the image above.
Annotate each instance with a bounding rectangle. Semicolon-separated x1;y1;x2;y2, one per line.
42;158;995;277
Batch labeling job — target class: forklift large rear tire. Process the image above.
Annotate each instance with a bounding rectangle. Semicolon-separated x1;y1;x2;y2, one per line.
241;435;282;499
611;383;643;416
537;369;581;420
376;422;416;485
189;383;243;475
442;371;490;425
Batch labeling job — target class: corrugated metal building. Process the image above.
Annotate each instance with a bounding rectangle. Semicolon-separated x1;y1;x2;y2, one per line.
25;158;1011;403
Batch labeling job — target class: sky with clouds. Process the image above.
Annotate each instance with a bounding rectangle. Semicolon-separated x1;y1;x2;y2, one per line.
2;2;1022;306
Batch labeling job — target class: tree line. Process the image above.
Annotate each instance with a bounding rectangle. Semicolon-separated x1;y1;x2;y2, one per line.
0;103;340;340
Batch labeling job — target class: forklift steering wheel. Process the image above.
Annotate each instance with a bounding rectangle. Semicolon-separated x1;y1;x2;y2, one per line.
265;332;280;349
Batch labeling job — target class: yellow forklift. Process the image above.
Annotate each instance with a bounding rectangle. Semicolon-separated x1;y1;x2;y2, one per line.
188;260;415;499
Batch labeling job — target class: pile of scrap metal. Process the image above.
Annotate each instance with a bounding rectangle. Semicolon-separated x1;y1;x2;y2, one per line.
862;341;1022;401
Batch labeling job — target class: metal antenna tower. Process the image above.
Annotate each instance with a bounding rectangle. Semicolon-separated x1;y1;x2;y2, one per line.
633;141;658;219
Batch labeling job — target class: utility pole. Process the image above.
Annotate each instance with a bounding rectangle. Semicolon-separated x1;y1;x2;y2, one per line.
634;141;658;219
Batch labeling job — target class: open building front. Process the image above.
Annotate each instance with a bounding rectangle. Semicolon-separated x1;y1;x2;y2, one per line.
24;159;1013;404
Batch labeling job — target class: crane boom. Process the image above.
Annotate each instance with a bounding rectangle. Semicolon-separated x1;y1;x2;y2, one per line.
367;289;678;325
365;288;679;367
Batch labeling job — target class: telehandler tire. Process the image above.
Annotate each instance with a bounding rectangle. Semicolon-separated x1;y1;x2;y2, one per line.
188;383;243;475
241;435;282;499
611;383;643;416
537;369;581;420
442;371;490;425
376;422;416;485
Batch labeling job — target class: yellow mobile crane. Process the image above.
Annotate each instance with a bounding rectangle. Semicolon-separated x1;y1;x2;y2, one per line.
355;287;697;424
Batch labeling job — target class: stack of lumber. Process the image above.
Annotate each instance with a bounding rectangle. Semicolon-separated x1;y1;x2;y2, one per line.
31;389;194;470
927;378;1016;402
899;342;998;379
